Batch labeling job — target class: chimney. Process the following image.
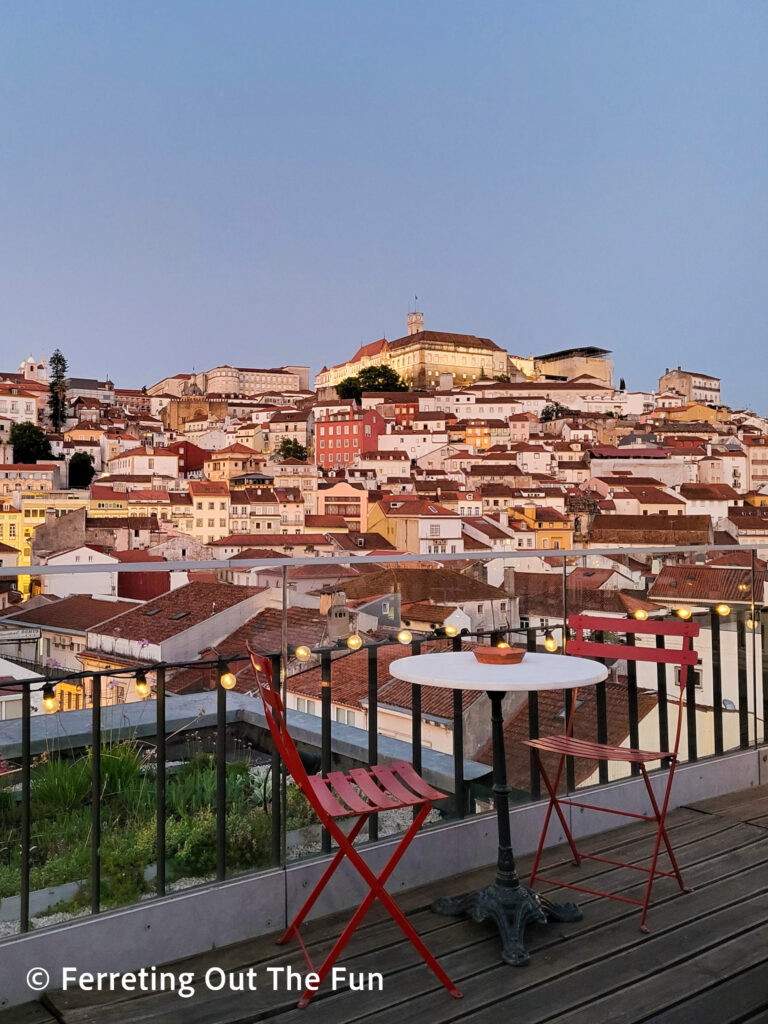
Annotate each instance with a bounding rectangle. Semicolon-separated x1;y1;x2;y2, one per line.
407;311;424;336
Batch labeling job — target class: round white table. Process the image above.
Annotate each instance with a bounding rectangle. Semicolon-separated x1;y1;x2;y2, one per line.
389;650;609;966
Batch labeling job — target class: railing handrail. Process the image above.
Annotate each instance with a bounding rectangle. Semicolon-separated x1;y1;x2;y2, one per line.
1;538;764;579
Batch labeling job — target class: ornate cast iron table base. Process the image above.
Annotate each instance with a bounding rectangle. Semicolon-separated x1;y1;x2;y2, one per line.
432;689;582;965
432;883;582;966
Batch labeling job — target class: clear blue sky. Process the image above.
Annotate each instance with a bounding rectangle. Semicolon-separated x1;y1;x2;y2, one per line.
1;1;766;408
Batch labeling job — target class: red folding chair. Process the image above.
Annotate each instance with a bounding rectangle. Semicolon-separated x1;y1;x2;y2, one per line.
523;614;700;931
246;645;462;1009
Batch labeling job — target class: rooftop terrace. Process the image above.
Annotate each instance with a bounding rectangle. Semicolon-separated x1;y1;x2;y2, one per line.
7;784;767;1024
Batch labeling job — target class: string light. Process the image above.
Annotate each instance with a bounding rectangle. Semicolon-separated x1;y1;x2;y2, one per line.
294;645;312;662
544;630;559;652
444;624;459;637
135;670;149;698
42;683;57;713
219;661;237;690
676;608;692;620
397;629;413;645
346;635;363;651
496;641;510;649
746;618;757;630
633;609;649;621
715;603;731;617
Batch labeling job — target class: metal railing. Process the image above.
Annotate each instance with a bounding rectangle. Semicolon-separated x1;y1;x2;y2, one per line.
0;543;766;938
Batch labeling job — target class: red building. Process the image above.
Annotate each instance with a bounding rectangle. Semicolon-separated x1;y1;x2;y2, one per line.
315;407;385;470
114;550;171;601
166;440;207;478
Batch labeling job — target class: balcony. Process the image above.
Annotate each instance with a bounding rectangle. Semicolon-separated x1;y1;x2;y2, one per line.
0;544;766;1019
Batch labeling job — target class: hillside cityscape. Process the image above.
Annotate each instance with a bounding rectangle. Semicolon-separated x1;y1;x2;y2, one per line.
0;312;765;739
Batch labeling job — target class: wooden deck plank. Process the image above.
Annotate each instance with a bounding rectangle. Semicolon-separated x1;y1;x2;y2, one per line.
273;838;768;1024
688;785;768;819
545;915;768;1024
47;816;757;1024
44;808;717;1020
642;962;768;1024
0;1007;59;1024
9;790;768;1024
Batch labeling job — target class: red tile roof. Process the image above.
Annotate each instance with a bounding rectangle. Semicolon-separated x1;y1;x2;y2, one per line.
1;595;138;632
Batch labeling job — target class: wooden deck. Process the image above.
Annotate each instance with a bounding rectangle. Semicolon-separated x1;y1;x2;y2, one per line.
7;784;768;1024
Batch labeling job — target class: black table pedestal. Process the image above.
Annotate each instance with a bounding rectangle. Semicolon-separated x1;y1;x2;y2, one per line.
432;689;582;965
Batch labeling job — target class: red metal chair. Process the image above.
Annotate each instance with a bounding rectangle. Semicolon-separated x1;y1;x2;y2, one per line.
246;645;462;1009
523;614;700;931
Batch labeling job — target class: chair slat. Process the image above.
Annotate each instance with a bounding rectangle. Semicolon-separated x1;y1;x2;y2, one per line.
327;771;374;814
567;639;698;666
307;776;352;818
370;765;422;806
390;761;448;801
348;768;400;809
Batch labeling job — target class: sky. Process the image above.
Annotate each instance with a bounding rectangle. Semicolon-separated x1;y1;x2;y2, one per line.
1;1;766;408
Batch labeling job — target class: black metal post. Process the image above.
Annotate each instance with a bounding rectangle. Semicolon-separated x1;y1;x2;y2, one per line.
710;610;724;756
368;645;379;841
525;627;541;798
269;653;282;866
450;634;466;818
216;675;227;881
737;612;750;749
489;691;517;887
410;639;422;777
655;634;670;761
626;629;640;776
685;661;698;764
321;650;332;854
20;682;30;933
155;667;166;896
761;610;768;747
91;673;102;914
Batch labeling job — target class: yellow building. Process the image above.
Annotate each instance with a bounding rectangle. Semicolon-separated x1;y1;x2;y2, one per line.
203;444;261;483
510;505;574;551
315;313;509;391
64;422;105;443
664;403;723;424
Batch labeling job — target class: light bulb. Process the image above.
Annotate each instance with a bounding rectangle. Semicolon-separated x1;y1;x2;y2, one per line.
294;644;312;661
397;629;413;645
42;684;57;713
444;624;459;637
219;663;237;689
544;630;558;652
135;671;149;698
633;609;648;621
746;618;757;630
496;641;510;649
715;603;730;617
676;608;692;620
346;634;363;651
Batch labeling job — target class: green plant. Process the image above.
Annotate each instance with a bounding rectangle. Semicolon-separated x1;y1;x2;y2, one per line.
31;758;90;814
285;784;317;829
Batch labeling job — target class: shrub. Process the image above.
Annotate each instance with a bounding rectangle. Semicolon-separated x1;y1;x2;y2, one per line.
31;758;90;814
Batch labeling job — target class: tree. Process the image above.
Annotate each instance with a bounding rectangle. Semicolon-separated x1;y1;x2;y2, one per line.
335;376;363;402
68;451;96;488
48;349;68;432
336;364;407;403
619;377;626;391
493;373;511;383
10;422;53;463
275;437;308;461
540;402;572;422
